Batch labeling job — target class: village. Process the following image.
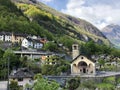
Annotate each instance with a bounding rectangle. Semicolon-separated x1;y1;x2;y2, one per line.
0;0;120;89
0;32;120;90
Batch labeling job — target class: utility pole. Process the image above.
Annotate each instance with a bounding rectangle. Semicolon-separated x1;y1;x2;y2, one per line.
7;57;10;90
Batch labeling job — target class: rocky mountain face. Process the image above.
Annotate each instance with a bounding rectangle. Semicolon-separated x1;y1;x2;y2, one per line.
102;24;120;48
10;0;110;45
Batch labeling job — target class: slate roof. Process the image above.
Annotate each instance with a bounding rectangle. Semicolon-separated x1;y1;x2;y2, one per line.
13;32;28;37
26;37;44;43
0;32;11;35
9;68;34;78
0;32;28;37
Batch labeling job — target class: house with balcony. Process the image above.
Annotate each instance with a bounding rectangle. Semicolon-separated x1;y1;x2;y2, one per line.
21;37;43;49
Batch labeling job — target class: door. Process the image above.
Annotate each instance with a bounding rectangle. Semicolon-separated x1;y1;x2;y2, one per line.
83;68;86;73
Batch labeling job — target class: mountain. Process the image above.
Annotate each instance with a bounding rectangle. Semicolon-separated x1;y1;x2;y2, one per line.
0;0;52;38
102;24;120;48
0;0;110;50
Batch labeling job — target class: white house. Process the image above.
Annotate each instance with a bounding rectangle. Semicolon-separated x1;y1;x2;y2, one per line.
0;33;4;41
0;32;12;42
5;34;11;41
0;32;27;43
21;37;43;49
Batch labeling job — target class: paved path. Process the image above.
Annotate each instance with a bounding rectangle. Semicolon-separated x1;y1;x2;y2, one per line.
0;81;7;90
70;71;120;77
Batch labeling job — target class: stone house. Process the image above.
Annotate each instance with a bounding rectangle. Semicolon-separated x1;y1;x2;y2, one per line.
9;68;34;88
0;32;27;43
11;32;27;43
71;44;96;75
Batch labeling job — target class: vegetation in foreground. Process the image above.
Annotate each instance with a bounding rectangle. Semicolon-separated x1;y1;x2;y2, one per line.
10;74;120;90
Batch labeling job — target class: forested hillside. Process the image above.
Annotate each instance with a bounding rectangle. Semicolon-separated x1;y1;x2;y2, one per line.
0;0;53;40
13;0;109;45
0;0;110;51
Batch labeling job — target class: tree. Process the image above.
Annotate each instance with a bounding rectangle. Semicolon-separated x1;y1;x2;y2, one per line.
10;80;20;90
0;49;19;80
0;48;4;58
81;41;96;56
43;42;58;52
98;59;105;69
96;76;116;90
110;48;120;57
97;83;115;90
103;76;116;85
80;80;96;90
3;49;19;69
19;56;28;67
66;77;80;90
58;36;74;51
41;58;70;75
33;74;59;90
100;44;112;54
34;73;43;80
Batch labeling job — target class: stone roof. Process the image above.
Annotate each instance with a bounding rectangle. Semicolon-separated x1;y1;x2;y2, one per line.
13;32;28;37
71;54;95;63
9;68;34;78
0;32;12;35
0;32;28;37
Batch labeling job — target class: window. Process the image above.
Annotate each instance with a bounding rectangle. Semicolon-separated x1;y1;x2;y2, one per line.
73;64;76;66
52;62;55;64
74;46;77;50
26;88;32;90
18;78;23;81
81;57;84;59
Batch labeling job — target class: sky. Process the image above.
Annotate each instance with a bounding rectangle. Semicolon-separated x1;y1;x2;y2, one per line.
38;0;120;30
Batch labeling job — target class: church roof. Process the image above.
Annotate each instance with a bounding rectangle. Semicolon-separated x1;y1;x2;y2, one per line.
71;54;95;63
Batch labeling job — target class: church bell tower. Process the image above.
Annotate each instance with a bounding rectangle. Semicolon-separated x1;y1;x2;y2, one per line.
72;44;79;59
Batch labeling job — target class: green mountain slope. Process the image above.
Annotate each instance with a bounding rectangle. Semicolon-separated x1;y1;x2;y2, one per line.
0;0;110;51
11;0;109;45
0;0;54;40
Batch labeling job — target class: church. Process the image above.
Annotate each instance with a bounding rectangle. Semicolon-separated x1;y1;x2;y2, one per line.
71;44;96;75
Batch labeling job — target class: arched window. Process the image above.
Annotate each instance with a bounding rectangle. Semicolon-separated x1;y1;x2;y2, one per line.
73;64;76;67
78;61;87;67
74;46;77;50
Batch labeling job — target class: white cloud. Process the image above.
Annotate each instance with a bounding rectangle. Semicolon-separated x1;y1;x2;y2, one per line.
62;0;120;30
38;0;53;3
